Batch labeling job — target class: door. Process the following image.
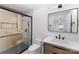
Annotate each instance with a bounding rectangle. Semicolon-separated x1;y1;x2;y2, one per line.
22;16;32;47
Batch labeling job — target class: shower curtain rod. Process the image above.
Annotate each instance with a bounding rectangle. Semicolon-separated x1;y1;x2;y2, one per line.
0;5;32;18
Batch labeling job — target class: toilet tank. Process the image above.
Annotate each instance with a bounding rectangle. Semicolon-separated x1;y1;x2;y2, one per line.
34;38;43;45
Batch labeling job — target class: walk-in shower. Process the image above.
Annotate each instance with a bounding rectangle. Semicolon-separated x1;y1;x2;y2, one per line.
0;5;32;54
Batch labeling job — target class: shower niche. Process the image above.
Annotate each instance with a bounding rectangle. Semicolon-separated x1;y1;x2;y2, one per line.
48;8;78;33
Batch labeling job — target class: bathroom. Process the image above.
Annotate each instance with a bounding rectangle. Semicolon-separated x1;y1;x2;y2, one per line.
0;4;78;54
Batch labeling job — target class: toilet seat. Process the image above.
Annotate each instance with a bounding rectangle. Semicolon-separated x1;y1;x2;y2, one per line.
28;44;41;51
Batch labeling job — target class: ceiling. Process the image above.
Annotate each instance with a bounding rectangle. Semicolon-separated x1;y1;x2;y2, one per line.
0;4;57;14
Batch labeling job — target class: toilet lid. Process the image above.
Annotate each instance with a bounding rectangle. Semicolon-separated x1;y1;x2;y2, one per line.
28;44;41;51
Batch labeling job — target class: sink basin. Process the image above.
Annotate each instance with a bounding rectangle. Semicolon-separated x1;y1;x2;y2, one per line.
52;39;79;51
43;37;79;51
52;39;69;45
67;41;79;51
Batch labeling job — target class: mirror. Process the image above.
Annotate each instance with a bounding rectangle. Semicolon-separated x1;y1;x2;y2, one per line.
48;8;78;33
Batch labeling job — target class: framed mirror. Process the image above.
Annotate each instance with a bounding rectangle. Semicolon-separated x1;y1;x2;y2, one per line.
48;8;78;33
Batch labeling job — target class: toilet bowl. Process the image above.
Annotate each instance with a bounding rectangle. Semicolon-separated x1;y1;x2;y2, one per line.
28;44;42;54
22;38;43;54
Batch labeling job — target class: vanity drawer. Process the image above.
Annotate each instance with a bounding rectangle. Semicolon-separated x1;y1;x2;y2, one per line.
43;42;74;54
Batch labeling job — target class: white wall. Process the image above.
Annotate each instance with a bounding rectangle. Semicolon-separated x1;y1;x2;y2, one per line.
25;9;33;16
27;4;79;43
32;6;48;42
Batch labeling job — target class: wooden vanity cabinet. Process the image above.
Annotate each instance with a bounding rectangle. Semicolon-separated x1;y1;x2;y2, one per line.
43;42;79;54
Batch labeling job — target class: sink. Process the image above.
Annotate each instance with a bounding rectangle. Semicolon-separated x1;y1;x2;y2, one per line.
67;41;79;51
52;39;69;45
44;37;79;51
52;39;79;51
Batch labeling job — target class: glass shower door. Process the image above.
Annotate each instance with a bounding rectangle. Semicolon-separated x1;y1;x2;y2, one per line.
22;16;32;47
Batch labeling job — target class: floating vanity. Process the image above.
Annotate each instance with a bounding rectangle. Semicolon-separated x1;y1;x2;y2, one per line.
43;37;79;54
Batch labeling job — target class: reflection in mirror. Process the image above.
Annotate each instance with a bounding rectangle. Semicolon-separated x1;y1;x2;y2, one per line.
48;8;78;33
71;9;78;33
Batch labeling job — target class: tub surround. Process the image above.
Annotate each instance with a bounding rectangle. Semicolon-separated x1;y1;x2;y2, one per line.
0;32;21;38
0;33;23;53
43;36;79;54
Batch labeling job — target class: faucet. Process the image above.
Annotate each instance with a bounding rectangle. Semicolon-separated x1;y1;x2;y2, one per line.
59;34;61;39
62;37;65;40
55;34;65;40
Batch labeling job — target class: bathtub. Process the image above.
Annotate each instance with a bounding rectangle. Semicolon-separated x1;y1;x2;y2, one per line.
0;32;23;53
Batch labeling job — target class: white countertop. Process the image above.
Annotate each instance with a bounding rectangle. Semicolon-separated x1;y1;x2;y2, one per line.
43;36;79;51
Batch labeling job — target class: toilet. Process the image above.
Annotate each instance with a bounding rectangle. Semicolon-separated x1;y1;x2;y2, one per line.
22;38;43;54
